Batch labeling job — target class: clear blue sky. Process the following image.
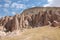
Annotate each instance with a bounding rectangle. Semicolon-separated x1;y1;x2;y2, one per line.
0;0;48;17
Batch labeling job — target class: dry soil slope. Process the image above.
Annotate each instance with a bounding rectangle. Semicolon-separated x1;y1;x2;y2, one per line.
1;26;60;40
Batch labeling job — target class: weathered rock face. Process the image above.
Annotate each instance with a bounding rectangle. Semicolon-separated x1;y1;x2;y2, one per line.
0;7;60;32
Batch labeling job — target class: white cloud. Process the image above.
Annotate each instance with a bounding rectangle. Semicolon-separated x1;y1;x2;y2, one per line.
48;0;52;3
4;4;9;8
0;5;2;7
3;0;11;8
17;1;21;3
0;16;2;18
4;8;9;15
16;4;26;9
12;12;16;15
4;0;11;4
44;0;60;7
24;0;29;1
11;3;26;9
11;3;17;8
17;0;29;3
0;16;4;18
32;6;36;7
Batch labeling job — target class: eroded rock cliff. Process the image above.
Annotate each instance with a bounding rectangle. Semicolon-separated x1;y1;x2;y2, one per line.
0;7;60;32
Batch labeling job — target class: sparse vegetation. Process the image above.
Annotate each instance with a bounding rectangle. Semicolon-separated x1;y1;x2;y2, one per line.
0;26;60;40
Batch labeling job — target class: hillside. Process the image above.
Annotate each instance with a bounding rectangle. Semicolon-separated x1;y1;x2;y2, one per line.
0;7;60;32
0;26;60;40
0;7;60;40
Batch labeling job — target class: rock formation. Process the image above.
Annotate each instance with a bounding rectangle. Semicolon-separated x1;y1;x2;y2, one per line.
0;7;60;32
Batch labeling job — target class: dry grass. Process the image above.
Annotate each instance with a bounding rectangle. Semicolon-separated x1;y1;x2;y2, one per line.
0;26;60;40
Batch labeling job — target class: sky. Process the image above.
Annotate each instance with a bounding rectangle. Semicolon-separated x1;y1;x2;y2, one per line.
0;0;60;18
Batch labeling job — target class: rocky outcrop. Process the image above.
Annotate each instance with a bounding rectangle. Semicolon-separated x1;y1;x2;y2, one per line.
0;7;60;32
